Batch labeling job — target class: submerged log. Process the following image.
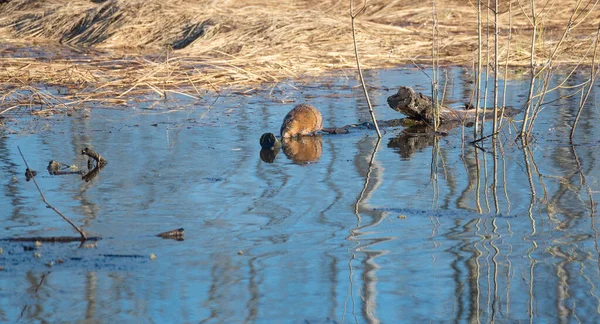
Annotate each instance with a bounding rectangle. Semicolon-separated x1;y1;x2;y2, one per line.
3;236;101;243
321;127;349;134
387;86;518;124
156;228;185;241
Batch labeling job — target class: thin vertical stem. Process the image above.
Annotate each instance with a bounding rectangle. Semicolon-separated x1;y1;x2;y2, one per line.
493;0;499;135
500;1;512;129
481;0;491;137
350;0;382;138
475;0;482;138
431;0;440;131
570;24;600;142
520;0;538;139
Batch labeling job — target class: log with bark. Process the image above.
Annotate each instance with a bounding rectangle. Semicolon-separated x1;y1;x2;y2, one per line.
387;86;519;124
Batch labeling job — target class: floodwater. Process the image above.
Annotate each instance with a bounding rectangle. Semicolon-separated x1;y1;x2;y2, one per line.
1;66;600;323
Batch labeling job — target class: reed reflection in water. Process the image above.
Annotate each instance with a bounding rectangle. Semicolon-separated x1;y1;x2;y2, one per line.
1;67;600;322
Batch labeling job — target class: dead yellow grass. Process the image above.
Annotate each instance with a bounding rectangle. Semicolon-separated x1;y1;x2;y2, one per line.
0;0;599;113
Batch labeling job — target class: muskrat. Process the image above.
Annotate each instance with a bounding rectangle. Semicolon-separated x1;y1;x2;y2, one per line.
280;104;323;138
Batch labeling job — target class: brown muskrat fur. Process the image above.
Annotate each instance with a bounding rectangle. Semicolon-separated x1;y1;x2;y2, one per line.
280;104;323;138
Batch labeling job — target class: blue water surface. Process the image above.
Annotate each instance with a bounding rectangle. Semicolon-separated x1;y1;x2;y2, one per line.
1;66;599;323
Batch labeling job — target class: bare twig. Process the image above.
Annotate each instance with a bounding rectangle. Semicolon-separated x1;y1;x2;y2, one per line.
500;1;513;129
519;0;538;140
481;0;491;137
431;0;440;131
350;0;382;138
35;272;51;293
570;23;600;142
470;131;500;145
521;0;597;140
17;146;87;241
492;0;499;135
475;0;483;137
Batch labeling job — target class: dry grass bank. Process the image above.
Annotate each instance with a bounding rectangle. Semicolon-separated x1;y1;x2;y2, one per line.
0;0;599;113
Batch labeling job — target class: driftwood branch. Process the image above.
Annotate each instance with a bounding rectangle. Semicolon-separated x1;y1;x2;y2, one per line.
4;236;100;243
82;147;107;166
81;147;107;182
387;86;518;124
17;146;88;241
47;160;84;176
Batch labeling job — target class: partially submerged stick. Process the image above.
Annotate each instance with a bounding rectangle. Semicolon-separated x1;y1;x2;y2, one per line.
17;146;87;241
350;0;382;138
47;160;84;176
81;147;108;182
82;147;107;166
570;24;600;142
5;236;100;243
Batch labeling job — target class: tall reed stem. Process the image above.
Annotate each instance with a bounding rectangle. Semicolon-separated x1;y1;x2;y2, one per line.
493;0;499;134
520;0;537;140
431;0;440;130
500;1;512;129
475;0;482;137
570;24;600;142
350;0;382;138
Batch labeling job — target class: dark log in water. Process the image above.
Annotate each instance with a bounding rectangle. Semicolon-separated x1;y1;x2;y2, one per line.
387;86;519;124
3;236;101;243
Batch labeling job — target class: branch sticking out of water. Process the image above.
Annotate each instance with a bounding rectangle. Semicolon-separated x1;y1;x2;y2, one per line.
350;0;382;138
570;23;600;142
17;146;87;241
82;147;107;166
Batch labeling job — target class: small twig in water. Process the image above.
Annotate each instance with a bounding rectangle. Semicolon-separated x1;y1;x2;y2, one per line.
471;131;500;145
35;272;51;293
17;146;87;241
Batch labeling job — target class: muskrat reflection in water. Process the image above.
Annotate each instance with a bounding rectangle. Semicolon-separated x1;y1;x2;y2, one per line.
259;135;322;164
281;135;322;164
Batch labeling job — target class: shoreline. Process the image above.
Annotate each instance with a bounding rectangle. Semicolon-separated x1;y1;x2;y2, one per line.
1;0;599;108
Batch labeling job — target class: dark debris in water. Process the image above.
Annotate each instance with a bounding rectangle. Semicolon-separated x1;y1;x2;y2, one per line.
302;317;339;324
0;241;154;273
374;207;517;219
202;177;224;182
156;228;184;241
3;236;101;243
